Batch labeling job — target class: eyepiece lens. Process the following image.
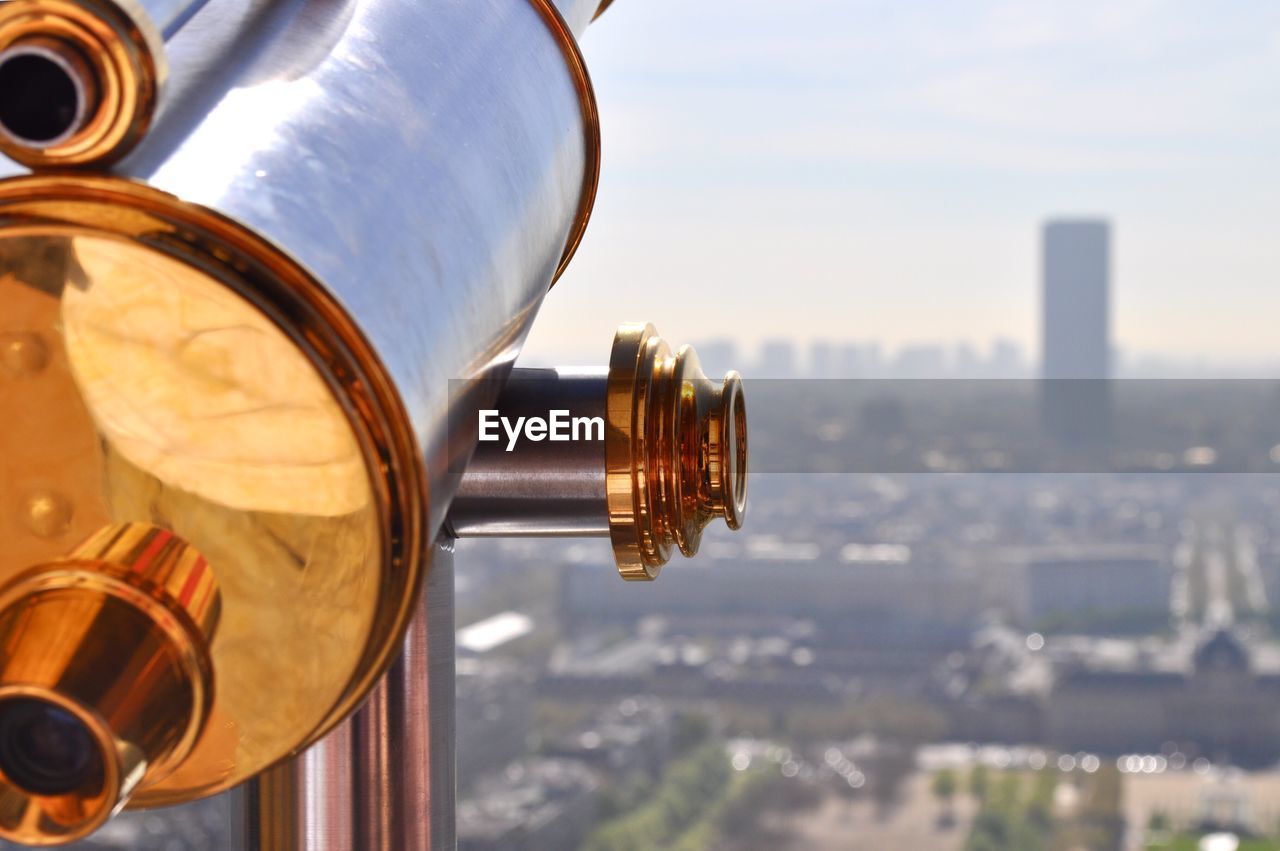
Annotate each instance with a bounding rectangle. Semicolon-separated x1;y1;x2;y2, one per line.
0;52;82;144
0;698;102;796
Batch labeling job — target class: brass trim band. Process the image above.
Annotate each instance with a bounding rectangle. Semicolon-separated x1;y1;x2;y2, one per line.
527;0;602;284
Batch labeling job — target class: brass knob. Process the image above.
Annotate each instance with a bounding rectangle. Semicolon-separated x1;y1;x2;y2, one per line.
607;323;747;580
0;523;217;844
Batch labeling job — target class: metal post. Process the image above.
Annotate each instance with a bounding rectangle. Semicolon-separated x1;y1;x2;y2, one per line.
354;539;457;850
237;724;356;851
241;540;456;850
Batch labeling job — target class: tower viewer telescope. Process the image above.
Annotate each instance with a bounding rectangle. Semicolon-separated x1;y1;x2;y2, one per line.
0;0;748;846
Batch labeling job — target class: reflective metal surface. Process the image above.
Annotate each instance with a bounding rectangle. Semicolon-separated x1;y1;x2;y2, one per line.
448;325;750;580
99;0;600;536
244;541;455;851
241;724;355;851
0;214;410;811
0;0;606;838
0;523;217;843
139;0;213;38
352;540;456;851
447;368;610;538
607;323;748;579
552;0;608;35
592;0;617;23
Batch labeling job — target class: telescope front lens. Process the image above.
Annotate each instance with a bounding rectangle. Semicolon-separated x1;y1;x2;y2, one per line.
0;698;103;796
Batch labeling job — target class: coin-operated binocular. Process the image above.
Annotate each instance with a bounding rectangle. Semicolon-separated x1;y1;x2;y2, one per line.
0;0;747;846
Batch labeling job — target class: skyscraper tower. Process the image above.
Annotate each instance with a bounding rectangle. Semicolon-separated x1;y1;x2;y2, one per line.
1042;220;1110;380
1041;219;1111;445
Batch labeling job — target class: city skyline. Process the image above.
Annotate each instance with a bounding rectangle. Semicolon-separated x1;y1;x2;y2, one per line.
524;209;1280;377
527;0;1280;362
526;334;1280;380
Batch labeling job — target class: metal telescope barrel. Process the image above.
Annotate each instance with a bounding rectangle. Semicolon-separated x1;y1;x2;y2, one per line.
140;0;214;37
0;0;746;845
0;0;600;837
0;0;607;166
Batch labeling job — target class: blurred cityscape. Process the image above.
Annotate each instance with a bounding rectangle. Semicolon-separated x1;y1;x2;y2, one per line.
454;471;1280;851
445;219;1280;851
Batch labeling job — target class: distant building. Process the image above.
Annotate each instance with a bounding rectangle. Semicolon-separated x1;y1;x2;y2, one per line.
756;340;797;379
891;345;947;378
458;611;535;656
953;343;981;378
839;343;881;377
1048;628;1280;764
1041;219;1111;444
561;548;983;649
1017;545;1169;625
457;658;534;794
543;628;854;711
942;626;1280;765
990;338;1026;378
541;697;671;780
1042;220;1110;379
457;759;598;851
809;341;836;378
692;339;737;380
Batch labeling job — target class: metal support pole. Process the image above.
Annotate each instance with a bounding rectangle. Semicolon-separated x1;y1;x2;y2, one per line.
237;724;356;850
354;539;457;850
241;540;456;851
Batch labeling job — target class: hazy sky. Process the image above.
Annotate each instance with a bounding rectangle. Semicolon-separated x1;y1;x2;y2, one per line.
527;0;1280;363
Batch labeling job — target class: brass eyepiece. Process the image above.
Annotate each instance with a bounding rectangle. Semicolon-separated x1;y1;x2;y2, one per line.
0;0;163;167
607;323;749;580
447;323;749;575
0;523;217;845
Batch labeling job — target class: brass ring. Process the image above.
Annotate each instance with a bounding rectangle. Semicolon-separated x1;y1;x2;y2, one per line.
526;0;602;285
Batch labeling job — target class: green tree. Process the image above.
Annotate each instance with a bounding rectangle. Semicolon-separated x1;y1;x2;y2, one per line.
583;742;731;851
1081;765;1124;851
969;764;990;803
932;768;959;823
1025;769;1056;832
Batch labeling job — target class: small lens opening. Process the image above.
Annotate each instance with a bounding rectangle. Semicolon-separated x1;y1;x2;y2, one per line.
0;50;84;144
0;697;104;796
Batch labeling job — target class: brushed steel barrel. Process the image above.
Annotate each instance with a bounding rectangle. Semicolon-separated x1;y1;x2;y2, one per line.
108;0;599;541
0;0;601;815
